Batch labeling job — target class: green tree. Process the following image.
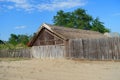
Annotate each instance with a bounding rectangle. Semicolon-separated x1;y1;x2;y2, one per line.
73;8;93;30
53;10;71;27
0;40;5;44
91;18;110;33
8;34;18;46
17;34;30;45
8;34;31;47
53;8;110;33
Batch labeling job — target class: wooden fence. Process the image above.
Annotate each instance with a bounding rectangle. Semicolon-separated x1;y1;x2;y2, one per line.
31;45;65;59
0;48;31;58
68;37;120;60
1;37;120;60
0;45;65;58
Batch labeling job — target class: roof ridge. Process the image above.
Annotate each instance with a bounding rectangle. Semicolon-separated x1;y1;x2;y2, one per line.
44;23;102;34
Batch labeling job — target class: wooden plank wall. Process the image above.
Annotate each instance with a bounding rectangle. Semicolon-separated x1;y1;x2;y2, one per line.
31;45;65;59
1;37;120;60
68;37;120;60
0;48;31;58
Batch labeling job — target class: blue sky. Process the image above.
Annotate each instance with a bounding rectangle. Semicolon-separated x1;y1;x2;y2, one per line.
0;0;120;41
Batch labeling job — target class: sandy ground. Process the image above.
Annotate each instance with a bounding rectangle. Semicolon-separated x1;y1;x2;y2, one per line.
0;59;120;80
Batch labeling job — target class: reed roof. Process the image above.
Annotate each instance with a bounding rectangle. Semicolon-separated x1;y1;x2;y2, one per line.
48;24;105;39
28;23;106;46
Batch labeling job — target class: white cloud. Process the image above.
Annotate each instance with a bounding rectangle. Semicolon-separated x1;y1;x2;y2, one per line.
1;0;33;11
37;0;86;11
0;0;4;1
15;26;27;29
0;0;87;12
7;5;14;9
11;0;33;11
113;13;120;16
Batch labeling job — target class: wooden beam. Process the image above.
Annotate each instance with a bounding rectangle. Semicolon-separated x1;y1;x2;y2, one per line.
45;29;66;41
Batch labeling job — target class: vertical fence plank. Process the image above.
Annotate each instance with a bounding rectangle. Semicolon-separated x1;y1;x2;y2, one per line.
68;37;120;60
0;48;31;58
31;45;65;59
1;37;120;60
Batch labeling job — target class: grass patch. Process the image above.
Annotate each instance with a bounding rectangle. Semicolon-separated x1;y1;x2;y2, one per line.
0;58;30;62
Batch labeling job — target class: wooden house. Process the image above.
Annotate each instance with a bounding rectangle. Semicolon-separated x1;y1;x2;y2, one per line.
28;23;105;47
1;23;120;60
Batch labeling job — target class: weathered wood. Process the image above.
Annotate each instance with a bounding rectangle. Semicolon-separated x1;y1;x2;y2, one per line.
1;37;120;60
33;29;64;46
68;37;120;60
0;48;31;58
31;45;65;59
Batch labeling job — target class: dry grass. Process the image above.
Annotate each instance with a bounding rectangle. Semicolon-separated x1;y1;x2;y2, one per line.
0;58;30;62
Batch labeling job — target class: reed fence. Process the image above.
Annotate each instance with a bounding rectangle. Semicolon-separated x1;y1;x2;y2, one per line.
31;45;65;59
0;48;31;58
68;37;120;60
1;37;120;60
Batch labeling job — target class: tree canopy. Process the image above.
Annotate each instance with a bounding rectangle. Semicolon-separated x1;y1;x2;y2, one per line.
53;8;110;33
8;34;31;47
0;40;5;44
0;34;32;49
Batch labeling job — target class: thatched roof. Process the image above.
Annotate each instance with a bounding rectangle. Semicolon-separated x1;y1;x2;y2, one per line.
28;23;106;46
47;24;105;39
